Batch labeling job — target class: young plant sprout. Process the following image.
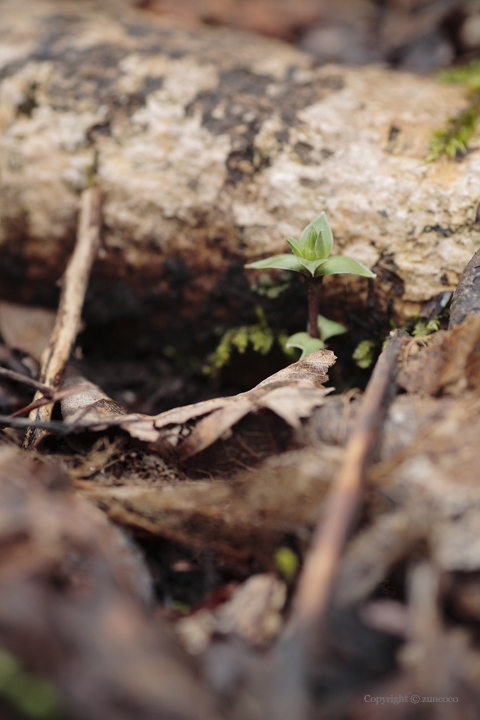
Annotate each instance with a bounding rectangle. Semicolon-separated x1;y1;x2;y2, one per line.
286;314;346;359
245;212;376;358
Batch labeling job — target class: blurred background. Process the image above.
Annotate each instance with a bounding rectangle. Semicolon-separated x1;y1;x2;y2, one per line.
136;0;480;72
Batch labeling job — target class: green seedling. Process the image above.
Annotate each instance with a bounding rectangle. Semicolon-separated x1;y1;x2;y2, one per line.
245;212;375;358
286;314;346;359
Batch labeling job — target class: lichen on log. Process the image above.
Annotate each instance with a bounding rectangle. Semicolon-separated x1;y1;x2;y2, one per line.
1;0;479;338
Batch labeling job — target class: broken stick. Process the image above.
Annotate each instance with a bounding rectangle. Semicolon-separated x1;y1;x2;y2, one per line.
23;188;103;449
267;332;409;720
291;330;408;630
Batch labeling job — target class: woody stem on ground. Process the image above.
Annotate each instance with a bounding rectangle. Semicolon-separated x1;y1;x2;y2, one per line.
307;278;322;339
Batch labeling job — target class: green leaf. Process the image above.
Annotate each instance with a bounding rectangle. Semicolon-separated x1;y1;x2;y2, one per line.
286;332;325;360
285;237;303;257
300;226;318;260
297;257;328;277
315;254;376;278
245;254;306;273
315;231;328;261
317;314;347;341
300;212;333;259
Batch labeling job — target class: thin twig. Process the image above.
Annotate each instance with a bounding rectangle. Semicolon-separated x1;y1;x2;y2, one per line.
0;345;39;376
10;385;83;418
0;416;68;433
0;367;55;398
290;330;408;630
268;332;408;720
23;188;103;449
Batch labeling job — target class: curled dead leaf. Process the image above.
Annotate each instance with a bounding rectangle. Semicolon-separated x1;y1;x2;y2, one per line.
59;349;336;457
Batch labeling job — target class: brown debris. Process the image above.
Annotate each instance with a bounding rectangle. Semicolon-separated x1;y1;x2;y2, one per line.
177;573;286;654
398;314;480;397
4;257;480;720
75;444;342;558
0;448;223;720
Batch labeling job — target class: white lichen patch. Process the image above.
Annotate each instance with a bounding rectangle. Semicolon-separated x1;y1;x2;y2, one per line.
1;0;480;319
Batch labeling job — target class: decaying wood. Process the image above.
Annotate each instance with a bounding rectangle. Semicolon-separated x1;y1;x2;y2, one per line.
23;187;102;449
1;0;479;340
73;444;342;558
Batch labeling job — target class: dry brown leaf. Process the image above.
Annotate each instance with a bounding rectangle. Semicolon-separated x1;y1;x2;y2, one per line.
398;314;480;397
60;349;336;456
75;445;342;556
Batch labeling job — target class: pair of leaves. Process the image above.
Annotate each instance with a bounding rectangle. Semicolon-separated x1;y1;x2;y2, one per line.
246;212;376;279
286;212;333;262
286;315;347;360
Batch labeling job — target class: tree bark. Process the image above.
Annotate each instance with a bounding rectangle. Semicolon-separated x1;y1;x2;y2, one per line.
0;0;478;344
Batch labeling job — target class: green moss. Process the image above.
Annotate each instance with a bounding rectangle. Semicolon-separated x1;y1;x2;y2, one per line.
427;107;478;161
427;62;480;161
250;272;291;299
203;307;295;375
438;61;480;90
412;316;440;337
352;339;376;369
85;148;99;188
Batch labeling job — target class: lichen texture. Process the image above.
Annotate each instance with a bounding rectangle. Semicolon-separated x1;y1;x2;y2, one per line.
1;0;479;333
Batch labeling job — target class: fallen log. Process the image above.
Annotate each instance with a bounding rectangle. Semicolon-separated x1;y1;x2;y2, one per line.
0;0;478;346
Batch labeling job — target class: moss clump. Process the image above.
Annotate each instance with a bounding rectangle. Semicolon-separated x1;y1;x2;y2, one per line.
204;307;294;375
250;272;291;299
352;339;376;369
427;107;478;161
411;316;440;337
427;61;480;161
438;61;480;90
